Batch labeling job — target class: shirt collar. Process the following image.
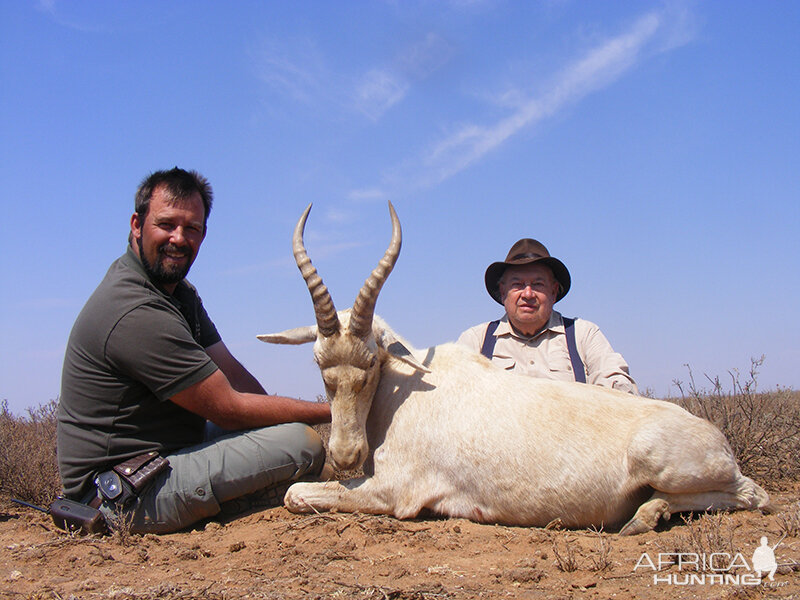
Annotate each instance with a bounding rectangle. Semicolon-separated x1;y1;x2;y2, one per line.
121;245;190;302
496;310;564;341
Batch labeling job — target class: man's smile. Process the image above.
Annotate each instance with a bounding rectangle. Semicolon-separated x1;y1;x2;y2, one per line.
160;245;190;260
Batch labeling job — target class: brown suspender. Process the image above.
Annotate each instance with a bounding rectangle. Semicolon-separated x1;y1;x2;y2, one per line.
480;317;586;383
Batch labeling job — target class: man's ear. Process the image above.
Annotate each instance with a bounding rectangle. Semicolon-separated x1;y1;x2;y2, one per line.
130;212;142;240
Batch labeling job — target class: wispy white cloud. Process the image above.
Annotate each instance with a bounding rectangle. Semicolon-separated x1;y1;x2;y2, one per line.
347;188;388;202
325;208;358;224
35;0;107;33
354;9;692;195
397;32;454;80
416;12;667;186
253;31;452;122
354;70;410;121
251;37;329;106
353;32;453;121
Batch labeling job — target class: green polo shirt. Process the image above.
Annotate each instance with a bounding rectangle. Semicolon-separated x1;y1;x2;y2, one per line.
57;247;221;500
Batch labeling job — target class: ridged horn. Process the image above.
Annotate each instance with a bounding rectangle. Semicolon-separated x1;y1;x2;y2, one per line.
349;201;402;339
293;203;340;338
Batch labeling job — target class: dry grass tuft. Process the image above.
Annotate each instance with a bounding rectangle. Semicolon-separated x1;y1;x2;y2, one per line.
0;399;61;506
586;526;614;572
659;511;739;572
551;534;581;572
776;501;800;538
108;504;139;547
549;527;615;573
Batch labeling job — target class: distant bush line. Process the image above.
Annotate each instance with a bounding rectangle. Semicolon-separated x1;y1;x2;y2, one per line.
1;358;797;506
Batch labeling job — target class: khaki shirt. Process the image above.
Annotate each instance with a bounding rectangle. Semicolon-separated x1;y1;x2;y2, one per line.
457;311;638;394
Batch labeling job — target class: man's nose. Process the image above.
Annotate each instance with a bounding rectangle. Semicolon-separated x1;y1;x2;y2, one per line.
520;284;536;297
170;227;187;245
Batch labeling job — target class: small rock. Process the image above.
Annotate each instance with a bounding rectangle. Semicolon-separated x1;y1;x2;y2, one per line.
570;574;598;589
176;548;199;560
78;579;98;591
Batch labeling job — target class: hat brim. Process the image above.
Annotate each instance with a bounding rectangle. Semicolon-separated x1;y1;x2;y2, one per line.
484;257;571;305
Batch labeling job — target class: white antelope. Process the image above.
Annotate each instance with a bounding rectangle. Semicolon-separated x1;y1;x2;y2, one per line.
259;203;769;534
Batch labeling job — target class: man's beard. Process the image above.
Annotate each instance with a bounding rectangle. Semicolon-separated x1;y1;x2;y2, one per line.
137;235;194;286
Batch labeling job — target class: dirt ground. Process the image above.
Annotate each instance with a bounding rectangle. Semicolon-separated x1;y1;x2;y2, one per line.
2;481;799;600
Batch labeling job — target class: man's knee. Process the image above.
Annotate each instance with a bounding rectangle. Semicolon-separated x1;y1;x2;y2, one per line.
256;421;326;477
220;421;326;483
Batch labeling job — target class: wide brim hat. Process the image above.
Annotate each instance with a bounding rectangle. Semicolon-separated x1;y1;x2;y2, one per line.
484;238;571;304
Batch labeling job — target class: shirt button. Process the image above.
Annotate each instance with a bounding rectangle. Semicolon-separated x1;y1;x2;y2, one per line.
195;487;206;497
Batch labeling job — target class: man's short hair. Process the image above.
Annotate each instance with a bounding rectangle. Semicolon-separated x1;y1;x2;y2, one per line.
134;167;214;232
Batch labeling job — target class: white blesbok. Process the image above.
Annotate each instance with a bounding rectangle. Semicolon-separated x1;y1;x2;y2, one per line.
259;203;769;534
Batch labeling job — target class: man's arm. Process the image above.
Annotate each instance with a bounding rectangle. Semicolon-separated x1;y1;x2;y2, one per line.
205;340;267;394
170;369;331;430
576;320;639;395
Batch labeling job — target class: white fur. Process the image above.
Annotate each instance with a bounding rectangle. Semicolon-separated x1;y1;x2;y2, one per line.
261;313;769;534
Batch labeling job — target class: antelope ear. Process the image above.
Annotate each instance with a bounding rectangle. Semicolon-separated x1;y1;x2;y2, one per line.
376;330;431;373
257;326;318;345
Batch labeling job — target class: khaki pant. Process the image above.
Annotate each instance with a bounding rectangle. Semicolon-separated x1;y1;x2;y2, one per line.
99;422;325;533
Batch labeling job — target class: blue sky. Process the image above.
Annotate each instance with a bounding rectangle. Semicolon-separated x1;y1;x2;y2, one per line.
1;1;798;415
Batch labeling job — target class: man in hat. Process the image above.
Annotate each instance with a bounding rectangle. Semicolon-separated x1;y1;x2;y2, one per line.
457;238;638;394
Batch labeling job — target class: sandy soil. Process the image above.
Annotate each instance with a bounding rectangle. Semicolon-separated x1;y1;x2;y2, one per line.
1;482;798;600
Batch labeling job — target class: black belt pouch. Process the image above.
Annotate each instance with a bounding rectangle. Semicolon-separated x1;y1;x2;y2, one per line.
97;451;170;506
